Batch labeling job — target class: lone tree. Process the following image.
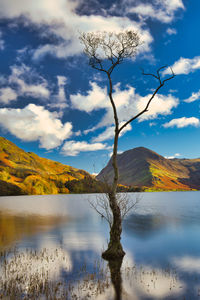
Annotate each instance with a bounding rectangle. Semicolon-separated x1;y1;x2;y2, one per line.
80;30;174;260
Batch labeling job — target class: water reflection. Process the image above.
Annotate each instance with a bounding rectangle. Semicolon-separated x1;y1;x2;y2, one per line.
0;192;200;299
125;210;200;239
0;244;189;300
0;210;69;248
124;213;167;237
104;255;124;300
172;256;200;273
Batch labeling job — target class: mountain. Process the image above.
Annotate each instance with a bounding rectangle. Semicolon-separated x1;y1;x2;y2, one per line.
0;137;101;196
97;147;200;191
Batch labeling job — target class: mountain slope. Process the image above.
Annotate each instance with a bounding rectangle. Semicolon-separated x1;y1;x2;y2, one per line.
97;147;200;191
0;137;96;195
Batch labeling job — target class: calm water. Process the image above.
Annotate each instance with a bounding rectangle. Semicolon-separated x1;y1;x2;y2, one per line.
0;191;200;299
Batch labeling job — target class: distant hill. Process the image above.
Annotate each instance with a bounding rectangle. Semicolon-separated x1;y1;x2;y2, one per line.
97;147;200;191
0;137;101;196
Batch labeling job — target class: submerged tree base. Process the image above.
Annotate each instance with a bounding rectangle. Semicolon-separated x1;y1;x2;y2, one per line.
102;243;125;260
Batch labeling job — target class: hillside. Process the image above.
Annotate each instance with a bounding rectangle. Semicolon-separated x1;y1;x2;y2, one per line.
97;147;200;191
0;137;100;196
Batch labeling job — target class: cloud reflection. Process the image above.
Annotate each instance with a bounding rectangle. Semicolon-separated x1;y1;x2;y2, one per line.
172;256;200;273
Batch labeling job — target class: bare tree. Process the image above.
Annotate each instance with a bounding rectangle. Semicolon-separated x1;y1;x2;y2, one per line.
89;192;140;228
80;30;175;259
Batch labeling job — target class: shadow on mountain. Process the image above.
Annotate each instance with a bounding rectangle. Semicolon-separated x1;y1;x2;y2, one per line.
178;161;200;189
0;180;25;196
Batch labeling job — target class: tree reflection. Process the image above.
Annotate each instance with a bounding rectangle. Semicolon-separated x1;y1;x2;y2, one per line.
108;256;123;300
103;242;124;300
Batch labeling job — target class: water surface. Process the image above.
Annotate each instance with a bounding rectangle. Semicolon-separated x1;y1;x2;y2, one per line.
0;191;200;299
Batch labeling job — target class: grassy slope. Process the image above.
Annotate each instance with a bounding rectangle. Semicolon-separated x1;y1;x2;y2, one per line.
0;137;92;195
97;147;200;191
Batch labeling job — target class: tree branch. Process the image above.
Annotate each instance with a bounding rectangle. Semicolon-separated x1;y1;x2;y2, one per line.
119;66;175;133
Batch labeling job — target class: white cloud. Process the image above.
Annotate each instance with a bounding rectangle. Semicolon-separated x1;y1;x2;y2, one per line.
149;122;156;127
184;90;200;103
92;172;98;176
56;75;67;103
9;64;50;99
128;0;184;23
169;89;178;93
108;150;123;157
0;104;73;149
0;31;5;50
92;126;117;142
163;56;200;75
0;87;17;104
0;64;50;104
163;117;200;128
137;94;179;122
71;82;179;131
0;0;153;60
165;153;181;159
48;75;68;110
70;82;108;113
71;82;136;128
166;28;177;35
33;18;152;60
92;123;132;142
61;140;110;156
0;65;69;110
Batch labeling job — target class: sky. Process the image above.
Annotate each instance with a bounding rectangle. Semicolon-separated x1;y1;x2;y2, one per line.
0;0;199;174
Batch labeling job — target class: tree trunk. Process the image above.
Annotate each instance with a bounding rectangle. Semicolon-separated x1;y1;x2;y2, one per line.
102;119;125;259
102;191;125;259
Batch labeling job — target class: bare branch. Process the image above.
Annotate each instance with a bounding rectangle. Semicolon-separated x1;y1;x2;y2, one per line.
141;68;159;81
88;192;140;227
119;66;175;133
88;196;112;226
80;30;141;75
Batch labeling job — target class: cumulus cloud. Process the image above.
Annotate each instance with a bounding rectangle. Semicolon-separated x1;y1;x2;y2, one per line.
61;140;110;156
137;93;179;122
0;104;73;149
0;87;17;104
163;56;200;75
33;17;152;60
128;0;184;23
71;82;179;131
92;123;132;142
184;90;200;103
70;82;108;113
163;117;200;128
0;0;153;60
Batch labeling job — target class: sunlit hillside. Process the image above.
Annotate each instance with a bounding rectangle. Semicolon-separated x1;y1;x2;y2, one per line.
97;147;200;191
0;137;99;195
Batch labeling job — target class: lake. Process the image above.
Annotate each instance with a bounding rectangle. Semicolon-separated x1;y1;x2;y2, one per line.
0;191;200;299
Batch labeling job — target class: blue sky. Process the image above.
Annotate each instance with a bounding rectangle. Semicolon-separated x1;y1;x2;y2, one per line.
0;0;199;173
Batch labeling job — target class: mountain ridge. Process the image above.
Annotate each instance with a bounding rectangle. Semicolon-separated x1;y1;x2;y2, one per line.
1;137;199;195
97;147;200;191
0;137;100;195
